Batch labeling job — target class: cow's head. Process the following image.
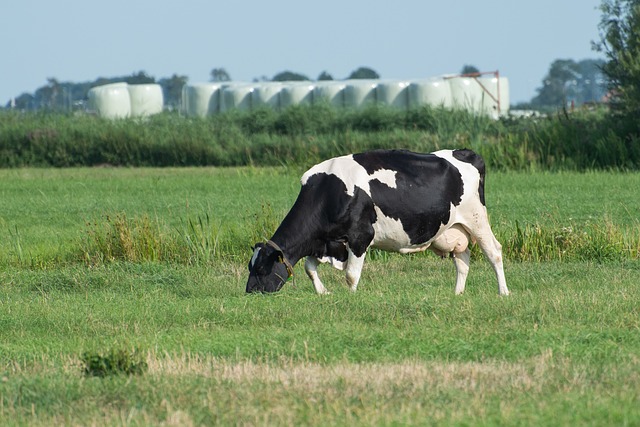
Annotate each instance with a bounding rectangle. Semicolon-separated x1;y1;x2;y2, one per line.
246;242;293;293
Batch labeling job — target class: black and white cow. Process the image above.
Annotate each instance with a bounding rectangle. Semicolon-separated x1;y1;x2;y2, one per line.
246;149;508;296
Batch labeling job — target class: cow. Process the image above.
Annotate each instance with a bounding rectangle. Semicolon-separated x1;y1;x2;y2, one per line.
246;149;509;296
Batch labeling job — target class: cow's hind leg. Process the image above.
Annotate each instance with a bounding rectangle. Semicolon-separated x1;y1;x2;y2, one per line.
474;225;509;296
304;257;330;295
345;249;367;292
453;248;471;295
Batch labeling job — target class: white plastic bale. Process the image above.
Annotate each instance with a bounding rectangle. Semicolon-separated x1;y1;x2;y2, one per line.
127;84;164;117
182;83;222;117
220;84;254;112
408;78;452;109
474;77;510;118
376;80;409;109
344;80;378;109
448;77;485;113
87;83;131;119
252;83;282;110
181;85;188;114
313;81;346;108
474;77;498;117
497;77;510;116
280;83;315;109
448;76;510;117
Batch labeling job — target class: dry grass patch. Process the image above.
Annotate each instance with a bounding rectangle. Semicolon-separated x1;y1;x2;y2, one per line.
148;350;543;394
1;351;639;426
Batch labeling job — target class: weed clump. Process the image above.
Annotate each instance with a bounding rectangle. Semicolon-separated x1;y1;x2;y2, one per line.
502;219;640;262
81;213;167;264
81;347;148;377
81;211;229;266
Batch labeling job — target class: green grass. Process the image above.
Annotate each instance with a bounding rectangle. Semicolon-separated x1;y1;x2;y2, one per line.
1;260;639;425
0;167;639;425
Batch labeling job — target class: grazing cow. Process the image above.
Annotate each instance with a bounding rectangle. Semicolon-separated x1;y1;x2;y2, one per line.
246;149;508;296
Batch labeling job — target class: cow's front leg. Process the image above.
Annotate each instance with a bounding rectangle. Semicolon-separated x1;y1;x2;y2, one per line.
304;257;330;295
345;249;367;292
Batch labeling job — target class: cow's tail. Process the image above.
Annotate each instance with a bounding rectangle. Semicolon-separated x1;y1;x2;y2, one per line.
453;149;486;206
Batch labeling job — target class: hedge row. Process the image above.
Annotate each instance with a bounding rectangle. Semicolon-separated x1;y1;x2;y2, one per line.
0;105;638;170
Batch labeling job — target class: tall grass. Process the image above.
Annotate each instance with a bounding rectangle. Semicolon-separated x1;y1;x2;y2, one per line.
178;213;222;265
501;218;640;262
79;205;283;266
1;105;636;170
1;168;638;268
81;213;169;264
79;210;640;267
80;212;222;266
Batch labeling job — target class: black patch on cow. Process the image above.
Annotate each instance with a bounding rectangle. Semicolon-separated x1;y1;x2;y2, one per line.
272;172;376;261
353;150;465;245
343;185;377;257
452;149;485;205
325;240;348;262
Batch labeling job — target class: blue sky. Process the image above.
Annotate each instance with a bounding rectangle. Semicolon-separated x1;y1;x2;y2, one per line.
1;0;603;105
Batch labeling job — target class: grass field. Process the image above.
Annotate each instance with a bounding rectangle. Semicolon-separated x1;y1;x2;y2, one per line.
0;167;639;426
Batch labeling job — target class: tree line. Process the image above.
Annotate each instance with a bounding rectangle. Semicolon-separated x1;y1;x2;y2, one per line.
6;72;188;112
3;67;382;112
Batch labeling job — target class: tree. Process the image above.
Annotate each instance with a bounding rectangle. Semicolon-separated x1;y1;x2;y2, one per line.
594;0;640;118
530;59;606;108
460;65;480;75
158;74;188;109
210;68;231;82
576;59;608;103
124;71;155;85
44;78;60;109
347;67;380;79
532;59;581;107
317;71;333;81
272;71;310;82
9;93;35;110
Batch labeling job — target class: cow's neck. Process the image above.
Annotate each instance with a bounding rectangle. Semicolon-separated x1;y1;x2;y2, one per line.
269;203;319;267
269;229;311;268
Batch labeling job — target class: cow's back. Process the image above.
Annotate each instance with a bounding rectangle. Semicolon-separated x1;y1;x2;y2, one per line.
347;150;466;249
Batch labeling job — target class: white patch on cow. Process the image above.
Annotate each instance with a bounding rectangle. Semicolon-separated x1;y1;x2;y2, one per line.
371;203;463;254
250;247;261;268
369;168;397;188
301;154;371;196
318;256;345;270
371;206;418;253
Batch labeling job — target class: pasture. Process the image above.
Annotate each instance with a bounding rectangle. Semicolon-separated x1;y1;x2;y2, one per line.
0;167;639;426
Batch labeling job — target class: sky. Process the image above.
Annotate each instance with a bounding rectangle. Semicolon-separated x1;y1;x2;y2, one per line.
1;0;604;105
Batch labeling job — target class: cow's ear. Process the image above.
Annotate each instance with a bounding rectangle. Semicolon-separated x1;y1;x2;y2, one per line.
252;242;265;251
